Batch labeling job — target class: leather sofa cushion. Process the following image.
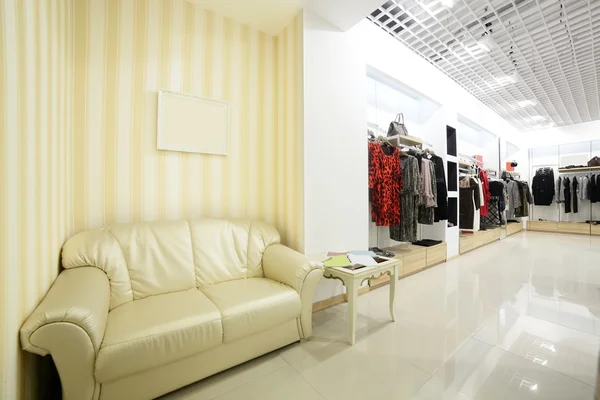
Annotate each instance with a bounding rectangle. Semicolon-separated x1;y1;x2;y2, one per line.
95;289;222;383
189;219;280;286
201;278;301;343
109;220;196;300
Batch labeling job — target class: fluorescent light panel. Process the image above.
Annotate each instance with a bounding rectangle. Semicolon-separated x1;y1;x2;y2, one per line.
477;34;496;52
495;71;520;86
518;100;537;107
441;0;455;7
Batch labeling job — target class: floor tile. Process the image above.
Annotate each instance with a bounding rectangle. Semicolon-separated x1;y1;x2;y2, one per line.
159;353;288;400
291;348;431;400
411;338;594;400
474;313;600;385
470;347;594;399
210;365;324;400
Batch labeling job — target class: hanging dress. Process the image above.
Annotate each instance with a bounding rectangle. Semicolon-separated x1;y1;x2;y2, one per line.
390;154;420;242
368;142;402;226
418;158;436;225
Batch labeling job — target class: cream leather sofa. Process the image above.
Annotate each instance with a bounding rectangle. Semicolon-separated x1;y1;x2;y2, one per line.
20;218;323;400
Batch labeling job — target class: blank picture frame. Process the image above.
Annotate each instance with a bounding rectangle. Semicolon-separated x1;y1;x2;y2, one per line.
157;89;229;155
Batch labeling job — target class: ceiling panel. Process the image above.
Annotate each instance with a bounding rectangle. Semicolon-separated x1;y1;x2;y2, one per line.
368;0;600;131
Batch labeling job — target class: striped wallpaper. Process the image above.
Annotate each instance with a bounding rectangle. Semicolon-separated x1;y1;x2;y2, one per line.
71;0;303;249
1;1;303;399
0;0;74;398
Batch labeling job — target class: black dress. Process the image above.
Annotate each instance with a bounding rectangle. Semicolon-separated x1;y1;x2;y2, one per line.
573;177;578;213
564;177;571;213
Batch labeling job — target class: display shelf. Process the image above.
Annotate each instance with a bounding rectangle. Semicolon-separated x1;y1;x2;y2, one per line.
506;222;523;236
369;242;447;288
459;228;500;254
527;220;594;235
388;134;431;148
558;166;600;173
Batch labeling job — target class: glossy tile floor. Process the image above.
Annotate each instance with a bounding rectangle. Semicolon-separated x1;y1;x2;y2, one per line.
163;232;600;400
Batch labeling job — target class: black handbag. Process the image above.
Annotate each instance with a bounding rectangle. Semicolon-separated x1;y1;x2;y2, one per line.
387;113;409;137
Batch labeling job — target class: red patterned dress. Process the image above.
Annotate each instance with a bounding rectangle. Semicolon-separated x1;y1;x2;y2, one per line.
368;142;402;226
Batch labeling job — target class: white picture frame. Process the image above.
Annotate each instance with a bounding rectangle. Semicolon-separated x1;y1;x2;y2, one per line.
157;89;229;155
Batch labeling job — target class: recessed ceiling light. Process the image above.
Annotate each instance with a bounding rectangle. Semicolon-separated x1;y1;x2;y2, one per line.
494;71;520;86
531;115;546;121
477;33;496;52
495;75;518;86
518;100;537;107
537;122;555;129
441;0;455;7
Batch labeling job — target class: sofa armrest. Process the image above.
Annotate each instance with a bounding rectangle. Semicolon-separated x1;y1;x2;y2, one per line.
262;244;323;293
263;244;323;339
20;267;110;400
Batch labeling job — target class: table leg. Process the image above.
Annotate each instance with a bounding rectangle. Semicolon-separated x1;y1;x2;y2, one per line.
346;279;358;345
389;266;397;322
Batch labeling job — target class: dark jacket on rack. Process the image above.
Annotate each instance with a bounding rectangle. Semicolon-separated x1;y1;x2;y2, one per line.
431;155;448;222
532;168;555;206
515;181;532;218
591;175;597;203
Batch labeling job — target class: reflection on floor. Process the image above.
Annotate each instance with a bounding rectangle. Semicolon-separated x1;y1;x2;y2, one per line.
162;232;600;400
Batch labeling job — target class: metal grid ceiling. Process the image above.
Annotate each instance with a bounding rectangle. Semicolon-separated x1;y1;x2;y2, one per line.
368;0;600;131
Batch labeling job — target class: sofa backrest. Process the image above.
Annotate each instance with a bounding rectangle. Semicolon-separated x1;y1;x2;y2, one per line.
61;218;281;310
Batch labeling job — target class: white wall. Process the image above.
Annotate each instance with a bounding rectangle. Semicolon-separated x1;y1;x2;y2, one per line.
521;119;600;147
303;11;368;301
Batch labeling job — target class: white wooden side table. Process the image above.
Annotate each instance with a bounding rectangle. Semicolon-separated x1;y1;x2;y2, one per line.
311;256;402;345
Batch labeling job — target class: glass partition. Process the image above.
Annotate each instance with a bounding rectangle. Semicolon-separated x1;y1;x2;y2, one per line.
457;116;499;173
529;140;600;223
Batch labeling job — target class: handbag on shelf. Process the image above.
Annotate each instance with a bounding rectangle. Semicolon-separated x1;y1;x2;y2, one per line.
588;156;600;167
387;113;409;137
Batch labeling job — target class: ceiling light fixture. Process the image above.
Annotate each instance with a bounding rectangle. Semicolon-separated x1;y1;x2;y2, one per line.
494;71;520;87
518;100;537;107
530;115;546;121
477;33;496;52
495;76;518;87
441;0;455;7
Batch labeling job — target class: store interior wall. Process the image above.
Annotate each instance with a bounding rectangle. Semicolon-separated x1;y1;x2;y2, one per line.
70;1;304;251
521;119;600;148
303;11;369;301
0;1;73;398
0;1;73;399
